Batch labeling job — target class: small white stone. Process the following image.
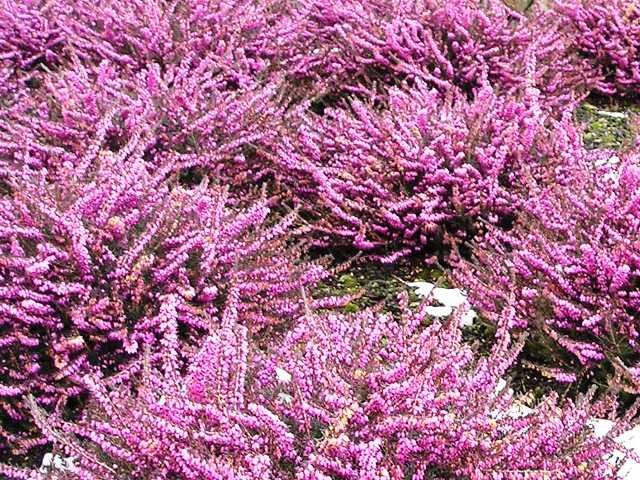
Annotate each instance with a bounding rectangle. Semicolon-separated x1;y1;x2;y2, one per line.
53;455;66;470
277;393;293;405
594;155;621;168
491;401;533;420
618;459;640;480
40;453;74;473
408;281;476;326
597;110;627;119
275;367;292;384
508;403;534;419
494;378;516;402
407;281;435;298
432;287;467;308
40;452;53;472
588;418;615;438
616;426;640;479
587;419;640;479
460;309;477;327
425;305;453;317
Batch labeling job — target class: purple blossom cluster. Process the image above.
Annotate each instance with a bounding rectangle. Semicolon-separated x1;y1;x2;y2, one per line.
0;0;291;187
0;52;282;182
276;79;557;258
454;151;640;373
2;0;640;477
555;0;640;96
0;1;64;97
282;0;598;107
3;301;632;480
0;154;330;456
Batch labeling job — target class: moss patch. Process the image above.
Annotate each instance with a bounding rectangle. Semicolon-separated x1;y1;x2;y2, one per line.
313;256;446;315
576;96;639;150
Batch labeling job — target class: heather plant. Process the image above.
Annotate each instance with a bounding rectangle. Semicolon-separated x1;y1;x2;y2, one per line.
262;299;631;478
282;0;597;109
555;0;640;96
453;151;640;377
3;0;640;476
0;0;289;86
7;298;634;479
48;0;289;77
0;0;295;185
0;0;65;97
20;0;603;112
275;78;569;260
0;57;282;182
0;151;331;455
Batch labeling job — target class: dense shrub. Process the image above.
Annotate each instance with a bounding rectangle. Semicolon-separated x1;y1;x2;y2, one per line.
0;1;65;96
0;0;292;187
0;152;330;454
1;0;288;78
3;0;640;476
3;300;632;479
454;151;640;373
275;78;579;259
3;0;608;182
556;0;640;96
282;0;598;108
0;57;282;182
